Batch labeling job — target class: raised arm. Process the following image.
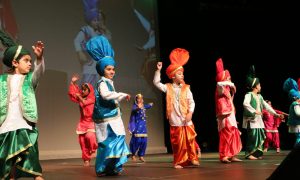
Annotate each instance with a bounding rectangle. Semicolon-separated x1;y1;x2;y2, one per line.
153;62;167;92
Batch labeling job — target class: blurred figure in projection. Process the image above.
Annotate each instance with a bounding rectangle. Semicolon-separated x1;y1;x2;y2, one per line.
74;0;112;88
0;0;19;74
131;0;157;94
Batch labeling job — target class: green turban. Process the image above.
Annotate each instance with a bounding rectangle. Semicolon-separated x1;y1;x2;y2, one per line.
0;30;30;68
3;45;30;68
246;65;260;90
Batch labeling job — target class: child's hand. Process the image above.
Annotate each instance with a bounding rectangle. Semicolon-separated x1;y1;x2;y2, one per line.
32;41;44;60
126;94;131;101
149;102;154;106
71;74;80;84
157;62;162;70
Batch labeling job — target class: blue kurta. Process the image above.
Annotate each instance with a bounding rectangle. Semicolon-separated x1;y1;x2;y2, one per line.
128;104;152;156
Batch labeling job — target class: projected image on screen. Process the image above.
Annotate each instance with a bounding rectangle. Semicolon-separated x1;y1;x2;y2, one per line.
73;0;112;88
0;0;18;74
2;0;166;158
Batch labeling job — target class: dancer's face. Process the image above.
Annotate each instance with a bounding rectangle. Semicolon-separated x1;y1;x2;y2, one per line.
104;65;115;80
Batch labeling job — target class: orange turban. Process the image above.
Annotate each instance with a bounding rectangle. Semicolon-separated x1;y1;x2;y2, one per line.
216;58;230;82
166;48;189;79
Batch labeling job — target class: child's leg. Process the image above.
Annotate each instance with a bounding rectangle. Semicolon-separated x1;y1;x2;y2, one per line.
138;137;147;162
129;136;138;161
78;134;91;166
273;132;280;152
295;133;300;147
264;132;272;151
85;132;98;155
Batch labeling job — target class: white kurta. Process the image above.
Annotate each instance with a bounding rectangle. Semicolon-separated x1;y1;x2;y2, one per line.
153;70;195;126
94;77;129;143
242;92;278;129
0;59;45;134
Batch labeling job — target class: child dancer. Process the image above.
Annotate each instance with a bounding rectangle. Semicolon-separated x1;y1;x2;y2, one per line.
242;65;284;160
68;74;98;166
0;30;45;180
283;78;300;147
153;48;200;169
128;93;153;162
86;35;131;176
262;100;287;153
215;58;242;163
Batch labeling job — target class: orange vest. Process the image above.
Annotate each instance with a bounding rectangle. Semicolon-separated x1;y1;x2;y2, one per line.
166;83;190;119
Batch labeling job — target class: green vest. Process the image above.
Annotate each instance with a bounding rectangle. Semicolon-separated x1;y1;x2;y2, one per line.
243;92;263;117
0;72;38;125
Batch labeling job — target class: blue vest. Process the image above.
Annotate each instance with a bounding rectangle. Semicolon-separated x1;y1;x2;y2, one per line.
93;79;120;123
287;101;300;126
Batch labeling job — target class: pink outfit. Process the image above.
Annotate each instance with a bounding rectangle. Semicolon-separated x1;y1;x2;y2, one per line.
215;82;242;160
262;108;283;149
68;83;98;161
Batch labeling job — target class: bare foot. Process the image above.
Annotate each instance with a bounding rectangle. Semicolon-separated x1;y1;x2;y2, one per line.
139;156;146;162
221;157;231;163
34;176;44;180
83;160;90;167
247;155;258;160
276;148;280;153
174;165;183;169
191;160;200;166
263;148;268;152
131;155;137;161
231;157;243;162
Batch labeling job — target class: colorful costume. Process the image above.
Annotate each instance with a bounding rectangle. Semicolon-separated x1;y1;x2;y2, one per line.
68;82;97;162
262;103;284;152
153;48;199;167
86;35;130;176
0;30;44;179
215;58;242;161
283;78;300;146
242;65;279;159
128;94;153;158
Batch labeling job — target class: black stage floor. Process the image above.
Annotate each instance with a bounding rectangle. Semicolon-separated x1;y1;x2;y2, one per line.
20;150;289;180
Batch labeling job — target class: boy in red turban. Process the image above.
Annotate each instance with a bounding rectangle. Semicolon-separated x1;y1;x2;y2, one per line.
153;48;200;168
215;58;242;163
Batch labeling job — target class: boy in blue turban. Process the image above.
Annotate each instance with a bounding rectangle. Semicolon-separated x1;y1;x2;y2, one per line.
283;78;300;147
86;35;131;176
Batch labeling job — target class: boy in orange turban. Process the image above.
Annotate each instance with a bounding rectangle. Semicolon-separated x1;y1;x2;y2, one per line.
153;48;200;168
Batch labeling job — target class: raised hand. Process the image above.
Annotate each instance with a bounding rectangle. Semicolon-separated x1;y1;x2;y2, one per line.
32;41;44;60
157;62;162;70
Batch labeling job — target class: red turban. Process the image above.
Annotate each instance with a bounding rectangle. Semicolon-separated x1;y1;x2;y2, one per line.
166;48;189;79
216;58;230;82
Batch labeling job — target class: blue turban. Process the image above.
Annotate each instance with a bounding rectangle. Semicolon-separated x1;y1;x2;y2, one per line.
283;78;299;93
82;0;99;22
288;89;300;101
86;35;115;76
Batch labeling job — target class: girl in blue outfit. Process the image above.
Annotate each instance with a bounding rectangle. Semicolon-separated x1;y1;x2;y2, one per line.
85;35;131;177
128;93;153;162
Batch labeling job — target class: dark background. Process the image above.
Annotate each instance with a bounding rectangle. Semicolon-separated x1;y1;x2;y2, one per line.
156;0;299;152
